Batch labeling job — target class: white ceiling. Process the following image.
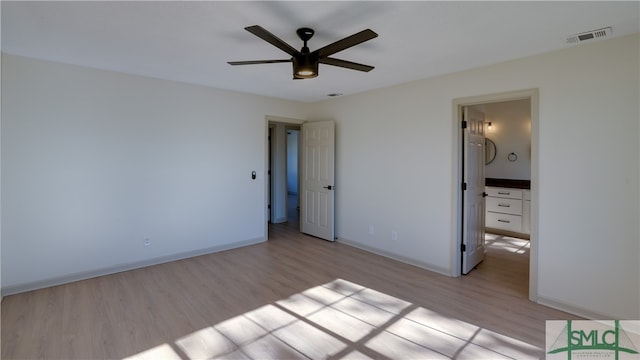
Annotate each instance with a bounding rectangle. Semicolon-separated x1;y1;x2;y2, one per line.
2;1;638;102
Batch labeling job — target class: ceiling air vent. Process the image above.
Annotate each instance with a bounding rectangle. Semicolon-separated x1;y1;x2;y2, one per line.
566;27;612;44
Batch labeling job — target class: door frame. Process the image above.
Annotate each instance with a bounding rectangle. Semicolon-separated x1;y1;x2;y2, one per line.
451;88;539;302
264;115;305;237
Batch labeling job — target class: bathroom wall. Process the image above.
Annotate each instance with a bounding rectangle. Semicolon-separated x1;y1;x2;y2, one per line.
482;99;531;180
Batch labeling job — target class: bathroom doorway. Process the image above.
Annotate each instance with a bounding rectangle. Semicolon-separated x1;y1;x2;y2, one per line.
454;88;539;302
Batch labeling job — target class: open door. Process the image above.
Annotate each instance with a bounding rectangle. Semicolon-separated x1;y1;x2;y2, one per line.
300;120;335;241
461;106;486;274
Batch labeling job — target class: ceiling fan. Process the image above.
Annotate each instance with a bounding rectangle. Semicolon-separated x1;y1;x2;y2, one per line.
228;25;378;79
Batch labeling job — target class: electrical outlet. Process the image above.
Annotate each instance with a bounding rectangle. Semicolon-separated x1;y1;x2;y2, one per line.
368;226;375;236
144;238;151;246
391;230;398;241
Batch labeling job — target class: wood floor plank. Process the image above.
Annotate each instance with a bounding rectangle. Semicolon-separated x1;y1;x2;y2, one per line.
1;225;581;359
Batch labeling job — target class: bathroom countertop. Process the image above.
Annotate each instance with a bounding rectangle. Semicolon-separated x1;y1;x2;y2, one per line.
485;178;531;189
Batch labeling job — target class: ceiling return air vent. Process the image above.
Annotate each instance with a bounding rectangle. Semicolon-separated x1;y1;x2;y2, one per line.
566;27;612;44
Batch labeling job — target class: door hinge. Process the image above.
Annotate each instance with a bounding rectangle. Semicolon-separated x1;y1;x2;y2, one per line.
461;182;467;191
460;243;466;252
461;120;467;129
268;204;271;209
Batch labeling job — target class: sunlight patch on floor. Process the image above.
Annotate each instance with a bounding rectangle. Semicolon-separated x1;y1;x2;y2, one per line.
486;233;530;254
125;278;542;359
123;343;182;360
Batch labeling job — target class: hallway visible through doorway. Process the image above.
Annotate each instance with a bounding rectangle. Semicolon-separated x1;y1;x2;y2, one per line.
286;193;299;229
268;122;300;226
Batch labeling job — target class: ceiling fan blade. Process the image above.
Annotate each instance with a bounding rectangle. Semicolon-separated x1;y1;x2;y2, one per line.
245;25;299;57
228;59;292;65
313;29;378;58
319;58;374;72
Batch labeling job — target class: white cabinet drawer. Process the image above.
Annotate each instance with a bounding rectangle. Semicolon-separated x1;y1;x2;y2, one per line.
486;212;522;233
486;187;522;199
486;197;523;215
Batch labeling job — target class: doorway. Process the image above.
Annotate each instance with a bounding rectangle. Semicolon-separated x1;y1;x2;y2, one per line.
265;117;336;242
453;89;539;302
286;129;300;225
268;121;301;228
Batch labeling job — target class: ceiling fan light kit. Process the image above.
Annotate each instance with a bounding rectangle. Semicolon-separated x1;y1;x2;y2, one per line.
228;25;377;80
293;55;319;79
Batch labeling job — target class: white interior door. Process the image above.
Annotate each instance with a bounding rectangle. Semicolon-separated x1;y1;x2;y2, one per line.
300;120;335;241
462;106;486;274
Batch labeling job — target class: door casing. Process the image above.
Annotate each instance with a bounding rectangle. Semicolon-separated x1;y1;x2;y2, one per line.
452;89;539;302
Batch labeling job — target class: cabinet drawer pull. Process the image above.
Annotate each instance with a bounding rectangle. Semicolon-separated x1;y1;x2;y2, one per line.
498;204;511;207
497;219;511;223
498;191;510;195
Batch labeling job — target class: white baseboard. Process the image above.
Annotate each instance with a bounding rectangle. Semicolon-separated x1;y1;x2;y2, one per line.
339;238;617;320
537;296;611;320
1;237;266;297
337;236;451;277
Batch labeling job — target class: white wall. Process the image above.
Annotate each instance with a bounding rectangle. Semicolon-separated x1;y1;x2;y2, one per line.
1;54;307;293
481;99;531;180
307;34;639;319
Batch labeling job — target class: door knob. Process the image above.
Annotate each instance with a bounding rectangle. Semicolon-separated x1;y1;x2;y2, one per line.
323;185;333;190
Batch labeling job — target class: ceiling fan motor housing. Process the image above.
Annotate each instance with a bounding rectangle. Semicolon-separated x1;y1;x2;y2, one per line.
293;55;319;79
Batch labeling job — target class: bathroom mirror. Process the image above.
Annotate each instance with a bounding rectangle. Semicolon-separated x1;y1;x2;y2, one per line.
485;138;497;165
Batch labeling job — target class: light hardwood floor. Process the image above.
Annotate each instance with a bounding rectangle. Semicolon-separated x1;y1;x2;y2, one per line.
1;223;580;359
